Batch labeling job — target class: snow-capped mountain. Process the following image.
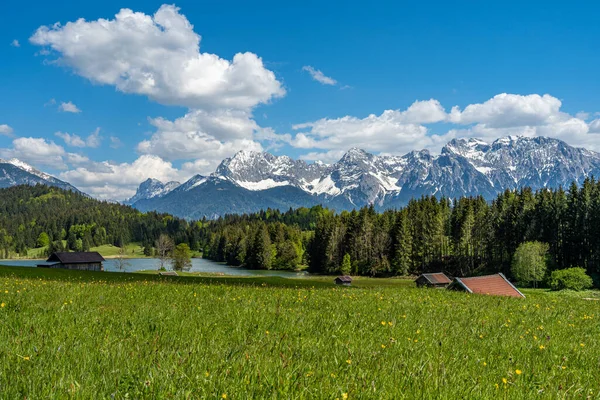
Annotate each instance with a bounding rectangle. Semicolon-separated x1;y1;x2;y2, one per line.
0;158;79;192
131;136;600;219
126;178;181;204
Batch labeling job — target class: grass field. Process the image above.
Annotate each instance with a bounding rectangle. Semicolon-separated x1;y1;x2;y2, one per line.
0;266;598;399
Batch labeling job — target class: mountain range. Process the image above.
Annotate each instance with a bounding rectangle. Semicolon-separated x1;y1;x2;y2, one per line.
2;136;599;219
0;158;79;192
127;136;600;219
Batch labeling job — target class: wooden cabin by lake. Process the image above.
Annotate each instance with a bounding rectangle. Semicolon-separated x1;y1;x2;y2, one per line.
415;272;452;288
334;276;353;286
38;252;105;272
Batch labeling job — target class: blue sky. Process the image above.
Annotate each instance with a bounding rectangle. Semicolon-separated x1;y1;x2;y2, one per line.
1;0;600;199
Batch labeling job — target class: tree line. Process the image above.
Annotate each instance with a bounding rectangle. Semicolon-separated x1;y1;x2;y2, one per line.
1;182;600;286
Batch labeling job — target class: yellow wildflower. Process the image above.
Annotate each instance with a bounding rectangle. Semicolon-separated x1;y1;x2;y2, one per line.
502;378;507;384
346;359;352;365
539;345;545;350
221;394;227;399
515;369;522;375
1;303;5;308
342;394;348;400
381;321;386;326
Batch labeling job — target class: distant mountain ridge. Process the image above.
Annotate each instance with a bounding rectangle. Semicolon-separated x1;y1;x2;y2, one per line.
0;158;79;192
129;136;600;219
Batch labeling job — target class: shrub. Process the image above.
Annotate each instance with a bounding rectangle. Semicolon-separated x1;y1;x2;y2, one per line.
550;267;594;291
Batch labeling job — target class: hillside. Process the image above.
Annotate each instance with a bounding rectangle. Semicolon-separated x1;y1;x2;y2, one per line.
0;185;204;258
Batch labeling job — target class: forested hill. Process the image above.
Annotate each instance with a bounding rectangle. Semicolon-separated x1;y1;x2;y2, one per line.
0;185;204;258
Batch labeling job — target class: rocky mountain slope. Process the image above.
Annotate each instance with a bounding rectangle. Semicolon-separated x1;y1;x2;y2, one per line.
0;158;79;192
130;136;600;219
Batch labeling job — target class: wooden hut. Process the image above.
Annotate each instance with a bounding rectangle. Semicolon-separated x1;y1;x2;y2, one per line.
334;276;353;286
38;252;105;272
448;273;525;298
415;272;452;288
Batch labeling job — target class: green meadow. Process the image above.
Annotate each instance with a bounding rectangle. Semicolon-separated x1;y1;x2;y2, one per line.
0;266;598;399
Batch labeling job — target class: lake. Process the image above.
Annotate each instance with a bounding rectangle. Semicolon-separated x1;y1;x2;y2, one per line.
0;258;311;278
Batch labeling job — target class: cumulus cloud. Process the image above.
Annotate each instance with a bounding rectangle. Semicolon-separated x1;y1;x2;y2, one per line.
289;99;448;154
55;128;102;148
134;108;264;174
290;94;600;161
588;119;600;134
0;137;67;169
0;124;14;137
302;66;337;86
448;93;562;128
59;155;190;200
58;101;81;113
30;5;285;109
10;40;20;47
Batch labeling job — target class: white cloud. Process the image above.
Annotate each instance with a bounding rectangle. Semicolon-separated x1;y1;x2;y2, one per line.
448;93;561;128
135;108;264;174
110;136;122;149
58;101;81;113
10;40;20;47
30;5;285;110
55;132;86;147
86;128;102;148
59;155;190;200
291;94;600;158
0;124;14;136
290;99;448;154
588;119;600;134
299;150;346;164
302;66;337;86
55;128;102;148
0;137;67;169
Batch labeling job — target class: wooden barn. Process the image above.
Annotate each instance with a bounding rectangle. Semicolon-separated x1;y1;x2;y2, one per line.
334;276;353;286
415;272;452;288
448;273;525;298
38;252;105;272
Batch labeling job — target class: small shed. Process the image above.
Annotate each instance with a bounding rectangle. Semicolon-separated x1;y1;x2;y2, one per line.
448;273;525;298
159;271;178;276
334;276;353;286
38;252;105;272
415;272;452;288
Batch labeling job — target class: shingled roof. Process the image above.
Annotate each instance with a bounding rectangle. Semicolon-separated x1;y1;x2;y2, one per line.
450;273;525;298
47;252;105;264
419;273;452;285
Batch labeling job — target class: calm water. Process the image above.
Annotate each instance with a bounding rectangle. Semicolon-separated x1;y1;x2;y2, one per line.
0;258;310;278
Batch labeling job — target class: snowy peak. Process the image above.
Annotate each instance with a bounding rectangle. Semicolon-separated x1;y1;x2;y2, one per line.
178;175;207;192
0;158;79;192
131;135;600;217
127;178;180;204
214;150;329;191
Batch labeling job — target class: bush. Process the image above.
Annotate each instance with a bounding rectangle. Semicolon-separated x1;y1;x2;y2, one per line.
550;267;594;291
